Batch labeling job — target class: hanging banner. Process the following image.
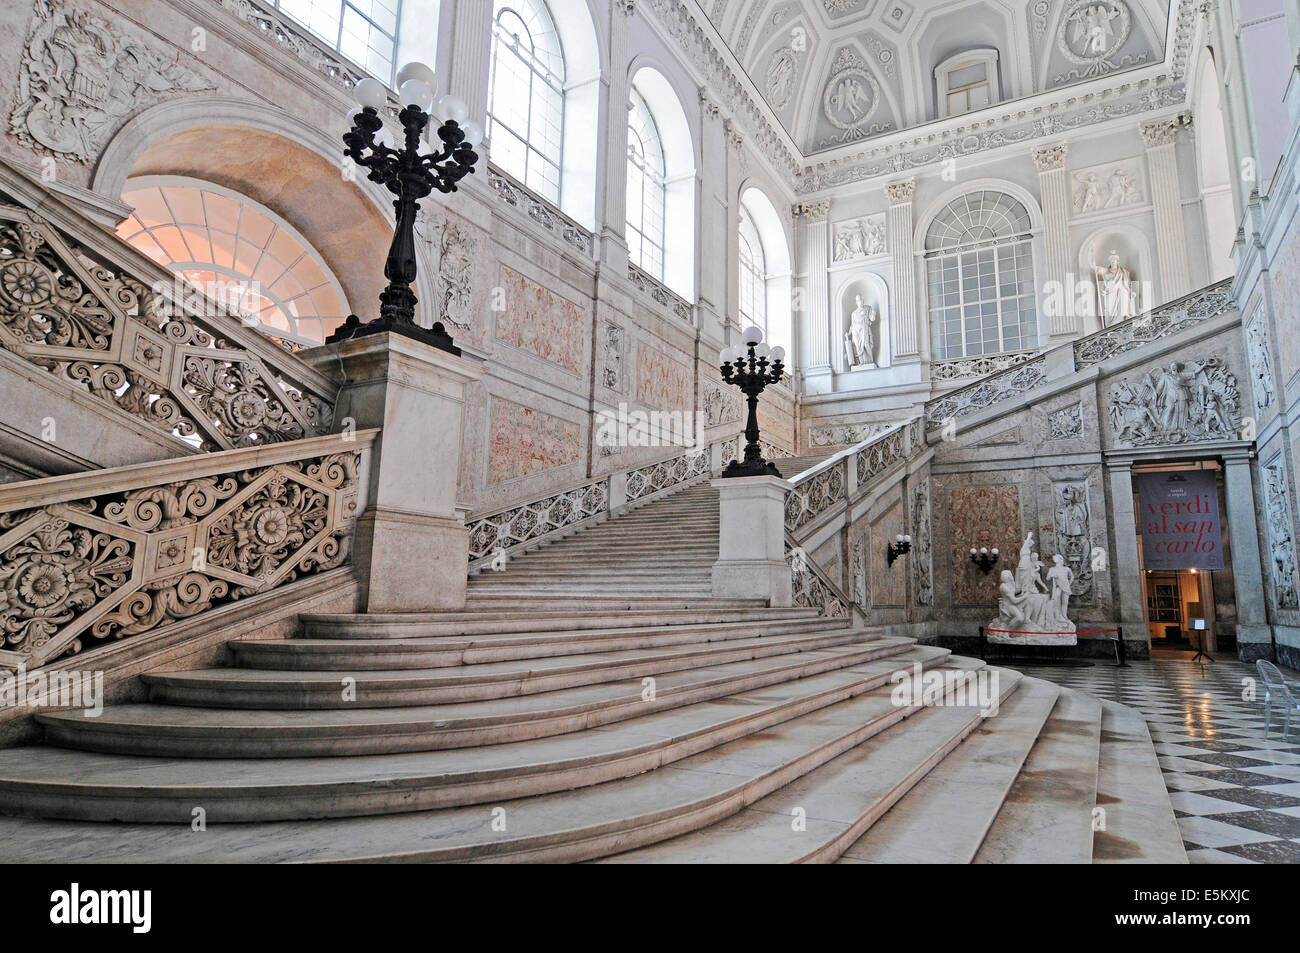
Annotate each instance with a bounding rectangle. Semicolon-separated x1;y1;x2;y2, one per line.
1136;470;1225;570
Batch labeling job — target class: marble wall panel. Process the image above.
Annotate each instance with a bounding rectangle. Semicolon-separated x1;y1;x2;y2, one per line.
495;265;586;376
948;484;1022;607
486;397;582;486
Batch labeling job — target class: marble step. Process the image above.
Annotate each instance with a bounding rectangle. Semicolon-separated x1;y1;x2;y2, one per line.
1;647;951;824
463;585;716;598
299;606;818;640
38;638;924;758
597;662;1021;864
469;569;716;583
835;674;1061;863
972;686;1102;864
486;558;719;572
231;617;841;670
460;596;761;611
142;628;870;708
1092;700;1187;864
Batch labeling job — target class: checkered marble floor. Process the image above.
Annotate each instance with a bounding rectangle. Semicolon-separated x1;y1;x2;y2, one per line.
1011;655;1300;864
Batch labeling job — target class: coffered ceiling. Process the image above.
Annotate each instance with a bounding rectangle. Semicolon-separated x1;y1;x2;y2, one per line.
699;0;1172;154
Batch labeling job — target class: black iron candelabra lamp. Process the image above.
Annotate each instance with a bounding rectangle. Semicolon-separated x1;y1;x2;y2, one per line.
969;546;1000;574
886;534;913;567
326;64;482;354
719;326;786;477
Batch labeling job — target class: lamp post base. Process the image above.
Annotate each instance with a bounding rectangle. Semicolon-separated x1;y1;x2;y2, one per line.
326;314;461;356
722;457;784;479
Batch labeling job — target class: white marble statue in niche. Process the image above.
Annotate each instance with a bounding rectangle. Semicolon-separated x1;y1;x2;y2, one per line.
988;532;1077;645
1094;251;1139;326
844;295;878;369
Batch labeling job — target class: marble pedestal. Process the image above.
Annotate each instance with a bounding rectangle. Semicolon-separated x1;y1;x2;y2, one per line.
711;475;793;606
304;332;483;612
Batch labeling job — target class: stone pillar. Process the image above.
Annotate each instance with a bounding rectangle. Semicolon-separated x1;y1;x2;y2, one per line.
794;200;831;374
1223;454;1270;645
696;95;726;335
1142;117;1192;302
1106;461;1147;639
1033;143;1077;339
886;179;919;361
305;334;484;612
445;0;492;126
711;475;794;605
596;2;633;271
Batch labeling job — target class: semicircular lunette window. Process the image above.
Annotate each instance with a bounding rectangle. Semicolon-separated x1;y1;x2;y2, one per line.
116;178;349;347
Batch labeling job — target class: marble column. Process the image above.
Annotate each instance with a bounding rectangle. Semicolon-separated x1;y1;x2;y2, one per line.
304;334;484;612
794;200;831;374
445;0;492;128
1223;453;1270;647
1033;143;1077;338
886;179;919;361
1106;461;1147;640
1142;118;1192;302
596;1;633;271
696;95;726;335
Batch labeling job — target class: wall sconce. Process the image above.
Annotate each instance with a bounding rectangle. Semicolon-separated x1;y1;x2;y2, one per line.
887;534;913;567
969;546;1000;574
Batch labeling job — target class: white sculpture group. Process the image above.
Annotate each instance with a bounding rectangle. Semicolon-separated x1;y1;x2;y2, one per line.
988;532;1078;645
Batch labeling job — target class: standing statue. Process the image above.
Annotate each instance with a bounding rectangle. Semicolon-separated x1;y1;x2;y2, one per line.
987;532;1077;645
844;295;878;369
1094;251;1139;326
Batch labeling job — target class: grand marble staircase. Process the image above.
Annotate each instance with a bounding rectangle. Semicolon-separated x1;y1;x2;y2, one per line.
0;474;1184;863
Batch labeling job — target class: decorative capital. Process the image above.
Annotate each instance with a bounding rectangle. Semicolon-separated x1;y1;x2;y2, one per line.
885;178;915;204
793;200;831;223
1032;143;1068;172
1141;116;1188;148
617;0;635;15
723;118;744;150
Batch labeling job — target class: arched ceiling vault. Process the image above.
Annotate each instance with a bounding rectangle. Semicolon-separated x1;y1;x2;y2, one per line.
700;0;1172;155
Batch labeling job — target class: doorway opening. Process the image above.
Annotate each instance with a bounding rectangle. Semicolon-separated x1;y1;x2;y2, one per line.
1132;459;1235;657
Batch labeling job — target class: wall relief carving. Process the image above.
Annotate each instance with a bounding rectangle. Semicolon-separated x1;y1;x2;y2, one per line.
702;377;741;428
602;321;625;392
810;422;891;448
1057;0;1133;77
1264;455;1300;612
1247;318;1275;414
1108;358;1241;447
12;0;215;162
1053;480;1094;603
1048;403;1084;440
832;215;886;262
912;477;933;607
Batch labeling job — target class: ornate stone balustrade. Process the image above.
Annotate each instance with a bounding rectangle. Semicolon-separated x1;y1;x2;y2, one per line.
467;479;610;566
788;541;851;619
0;430;372;670
486;166;593;255
625;445;711;502
1073;278;1236;367
628;262;693;323
785;457;847;531
214;0;367;91
931;348;1036;381
925;358;1049;433
465;440;724;571
784;422;917;535
0;194;340;453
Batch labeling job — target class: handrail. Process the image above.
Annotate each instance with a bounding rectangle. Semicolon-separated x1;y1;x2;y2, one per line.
924;279;1236;432
0;160;340;452
0;429;376;670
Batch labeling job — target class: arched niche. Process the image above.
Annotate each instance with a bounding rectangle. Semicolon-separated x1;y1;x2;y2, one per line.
92;97;428;331
834;273;890;372
1077;224;1152;331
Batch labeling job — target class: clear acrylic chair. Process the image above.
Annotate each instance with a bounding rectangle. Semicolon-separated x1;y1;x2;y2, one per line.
1256;660;1300;740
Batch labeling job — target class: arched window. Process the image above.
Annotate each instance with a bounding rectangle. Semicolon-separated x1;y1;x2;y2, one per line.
274;1;400;79
626;88;668;280
925;190;1036;360
117;177;350;346
738;206;766;333
738;187;792;355
487;0;565;203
